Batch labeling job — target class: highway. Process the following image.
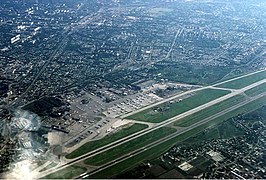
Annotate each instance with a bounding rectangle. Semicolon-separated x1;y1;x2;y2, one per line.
35;70;266;178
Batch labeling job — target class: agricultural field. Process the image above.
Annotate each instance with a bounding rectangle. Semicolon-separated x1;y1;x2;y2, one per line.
66;123;148;159
126;89;230;123
216;70;266;89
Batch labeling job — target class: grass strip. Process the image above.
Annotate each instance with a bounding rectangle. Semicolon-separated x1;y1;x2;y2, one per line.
127;89;229;123
39;162;58;172
41;165;86;179
84;127;176;166
174;95;246;127
66;123;148;159
90;95;266;178
245;83;266;97
216;70;266;89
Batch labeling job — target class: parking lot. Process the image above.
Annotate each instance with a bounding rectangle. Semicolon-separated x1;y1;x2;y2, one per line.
104;92;163;118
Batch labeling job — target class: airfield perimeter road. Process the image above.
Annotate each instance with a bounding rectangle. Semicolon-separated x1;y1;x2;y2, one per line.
36;69;266;178
120;69;266;119
80;92;266;178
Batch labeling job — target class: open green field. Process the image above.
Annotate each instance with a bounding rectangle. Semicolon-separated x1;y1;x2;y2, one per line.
126;89;230;123
216;70;266;89
174;95;246;127
183;120;246;145
89;121;223;178
149;7;173;17
197;95;266;129
39;162;58;172
245;82;266;97
84;127;176;166
241;105;266;123
89;95;266;178
66;123;148;159
41;165;87;179
216;69;250;83
217;120;246;138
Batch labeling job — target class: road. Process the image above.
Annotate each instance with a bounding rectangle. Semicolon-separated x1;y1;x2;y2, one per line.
8;7;104;108
10;36;69;108
35;70;266;178
165;29;182;59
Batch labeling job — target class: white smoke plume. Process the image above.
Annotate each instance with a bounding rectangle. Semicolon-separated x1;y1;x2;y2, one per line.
0;109;50;179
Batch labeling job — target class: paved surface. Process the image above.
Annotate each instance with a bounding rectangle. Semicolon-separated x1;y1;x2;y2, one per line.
35;69;266;178
120;69;266;119
80;92;266;178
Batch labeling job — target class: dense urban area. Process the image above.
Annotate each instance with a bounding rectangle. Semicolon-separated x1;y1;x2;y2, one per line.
0;0;265;179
